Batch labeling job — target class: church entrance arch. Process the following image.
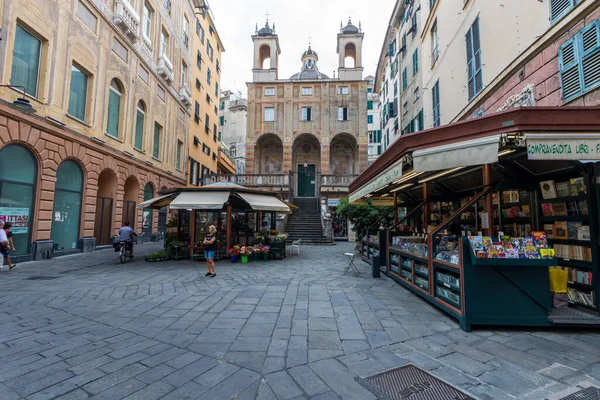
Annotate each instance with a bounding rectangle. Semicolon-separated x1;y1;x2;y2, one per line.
293;134;320;197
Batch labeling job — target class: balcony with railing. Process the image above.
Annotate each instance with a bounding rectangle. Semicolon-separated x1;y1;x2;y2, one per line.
114;0;140;41
217;148;236;174
320;174;358;188
179;84;192;107
158;54;174;82
203;174;290;190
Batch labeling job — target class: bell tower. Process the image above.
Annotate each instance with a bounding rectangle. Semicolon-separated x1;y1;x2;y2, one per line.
252;19;281;82
337;18;364;81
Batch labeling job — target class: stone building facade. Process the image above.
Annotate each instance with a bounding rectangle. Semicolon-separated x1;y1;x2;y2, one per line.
219;90;248;174
245;20;369;198
0;0;200;261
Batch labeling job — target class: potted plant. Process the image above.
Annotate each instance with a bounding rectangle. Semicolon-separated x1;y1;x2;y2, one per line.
227;245;240;263
252;244;263;261
167;240;188;260
260;245;270;262
239;245;252;264
145;250;169;262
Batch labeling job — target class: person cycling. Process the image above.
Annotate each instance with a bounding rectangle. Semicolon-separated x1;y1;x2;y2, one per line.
118;221;137;257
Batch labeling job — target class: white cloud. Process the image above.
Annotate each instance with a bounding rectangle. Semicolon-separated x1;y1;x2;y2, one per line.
207;0;396;95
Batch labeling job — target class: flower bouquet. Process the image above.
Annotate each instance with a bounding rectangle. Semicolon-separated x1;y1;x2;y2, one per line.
227;245;241;263
239;245;253;264
260;245;270;262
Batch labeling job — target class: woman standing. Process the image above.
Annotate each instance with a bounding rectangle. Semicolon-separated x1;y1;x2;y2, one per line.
204;225;217;277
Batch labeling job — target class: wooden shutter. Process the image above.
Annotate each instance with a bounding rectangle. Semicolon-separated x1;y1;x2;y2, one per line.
550;0;574;24
559;38;583;101
580;22;600;92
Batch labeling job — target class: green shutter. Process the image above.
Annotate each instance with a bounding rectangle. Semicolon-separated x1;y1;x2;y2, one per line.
107;89;121;138
134;110;144;150
367;101;373;110
418;110;424;131
413;49;419;75
153;124;161;159
402;68;408;91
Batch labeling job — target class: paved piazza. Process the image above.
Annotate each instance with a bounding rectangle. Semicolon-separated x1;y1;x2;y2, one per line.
0;243;600;399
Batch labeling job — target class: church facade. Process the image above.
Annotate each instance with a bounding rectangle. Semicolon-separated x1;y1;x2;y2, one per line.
245;20;369;198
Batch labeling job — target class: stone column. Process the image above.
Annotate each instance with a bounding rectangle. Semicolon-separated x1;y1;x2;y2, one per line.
283;141;292;173
245;142;255;174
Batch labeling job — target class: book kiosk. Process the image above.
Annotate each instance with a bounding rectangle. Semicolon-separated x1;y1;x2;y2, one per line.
349;108;600;331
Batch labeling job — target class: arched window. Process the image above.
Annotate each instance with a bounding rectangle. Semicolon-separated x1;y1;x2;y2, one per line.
344;43;357;68
230;145;236;157
259;45;271;69
51;161;83;251
0;144;37;256
134;100;146;150
107;79;123;139
142;183;154;233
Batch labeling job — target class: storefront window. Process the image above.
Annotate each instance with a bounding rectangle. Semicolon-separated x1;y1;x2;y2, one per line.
51;161;83;250
0;145;37;256
142;183;153;233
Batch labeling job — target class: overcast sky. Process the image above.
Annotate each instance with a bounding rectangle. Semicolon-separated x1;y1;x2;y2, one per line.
208;0;396;97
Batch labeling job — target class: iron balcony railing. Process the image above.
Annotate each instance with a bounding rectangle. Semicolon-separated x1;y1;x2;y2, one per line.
320;174;358;187
202;174;290;187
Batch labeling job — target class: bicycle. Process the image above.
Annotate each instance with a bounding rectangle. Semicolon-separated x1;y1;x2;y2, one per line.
118;241;133;263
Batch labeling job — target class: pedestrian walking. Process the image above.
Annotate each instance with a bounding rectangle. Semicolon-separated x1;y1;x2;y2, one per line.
0;221;16;270
204;225;217;277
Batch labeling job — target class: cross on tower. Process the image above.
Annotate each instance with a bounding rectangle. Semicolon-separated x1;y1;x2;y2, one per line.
348;9;353;21
307;35;313;46
265;11;270;22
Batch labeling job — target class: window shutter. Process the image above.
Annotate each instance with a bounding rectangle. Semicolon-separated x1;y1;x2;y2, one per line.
559;38;583;101
388;43;394;57
580;22;600;92
550;0;574;24
418;110;424;131
472;18;483;96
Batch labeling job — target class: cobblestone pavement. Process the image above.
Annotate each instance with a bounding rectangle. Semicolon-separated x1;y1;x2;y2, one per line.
1;242;600;399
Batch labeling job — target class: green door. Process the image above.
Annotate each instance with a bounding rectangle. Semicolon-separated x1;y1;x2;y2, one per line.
298;165;316;197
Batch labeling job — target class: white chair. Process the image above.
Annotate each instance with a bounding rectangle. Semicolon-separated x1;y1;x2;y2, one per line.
290;239;301;255
343;243;361;275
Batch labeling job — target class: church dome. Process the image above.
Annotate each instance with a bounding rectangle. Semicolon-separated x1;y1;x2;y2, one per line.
290;45;329;80
289;70;330;80
341;19;360;34
303;47;317;57
258;21;275;36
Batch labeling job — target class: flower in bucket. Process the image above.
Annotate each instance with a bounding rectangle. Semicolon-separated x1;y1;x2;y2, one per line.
270;229;280;236
260;245;270;254
239;246;253;256
252;244;264;253
227;245;241;257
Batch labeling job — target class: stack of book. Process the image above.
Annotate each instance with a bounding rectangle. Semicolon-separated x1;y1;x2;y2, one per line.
553;244;593;261
501;205;530;218
557;266;593;285
567;288;595;307
469;232;554;259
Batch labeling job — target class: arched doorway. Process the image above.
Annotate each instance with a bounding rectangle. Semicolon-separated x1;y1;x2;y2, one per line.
330;133;358;175
94;169;117;245
0;144;37;256
255;133;283;174
293;134;321;197
123;176;139;228
51;160;83;251
142;183;154;233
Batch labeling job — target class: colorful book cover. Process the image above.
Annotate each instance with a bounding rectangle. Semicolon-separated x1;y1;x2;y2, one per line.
526;252;541;259
506;249;519;259
577;200;588;215
569;177;586;196
540;248;555;259
554;221;568;239
553;203;568;216
567;221;582;240
470;236;483;252
542;203;553;217
566;201;578;216
540;180;558;199
532;231;548;248
555;181;571;198
501;235;512;249
482;237;493;250
511;237;524;251
521;205;530;217
511;206;520;217
577;226;590;241
476;250;487;258
487;250;499;258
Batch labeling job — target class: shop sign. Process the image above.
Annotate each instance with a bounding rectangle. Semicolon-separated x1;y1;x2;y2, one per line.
0;207;29;234
327;199;340;207
527;134;600;160
349;161;403;203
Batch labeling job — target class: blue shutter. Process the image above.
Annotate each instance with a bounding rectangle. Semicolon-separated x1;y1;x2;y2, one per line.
550;0;575;24
559;38;583;101
388;42;394;57
580;21;600;92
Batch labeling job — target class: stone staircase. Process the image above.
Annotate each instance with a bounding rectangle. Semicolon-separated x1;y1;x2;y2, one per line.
285;198;333;245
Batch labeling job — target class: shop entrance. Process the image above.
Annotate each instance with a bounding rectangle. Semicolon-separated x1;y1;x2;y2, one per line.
297;164;316;197
94;197;112;245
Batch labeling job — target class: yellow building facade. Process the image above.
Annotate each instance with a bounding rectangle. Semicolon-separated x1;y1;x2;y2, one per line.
0;0;201;260
188;6;224;186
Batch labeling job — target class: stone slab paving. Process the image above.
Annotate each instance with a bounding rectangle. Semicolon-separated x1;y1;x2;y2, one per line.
0;242;598;399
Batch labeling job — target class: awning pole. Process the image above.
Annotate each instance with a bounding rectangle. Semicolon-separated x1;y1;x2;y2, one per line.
227;205;232;251
423;183;430;231
190;210;196;259
393;192;398;225
483;164;494;236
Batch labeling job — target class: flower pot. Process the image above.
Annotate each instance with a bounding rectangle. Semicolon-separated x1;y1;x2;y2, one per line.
231;255;238;263
241;255;249;264
254;253;259;262
263;253;269;262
